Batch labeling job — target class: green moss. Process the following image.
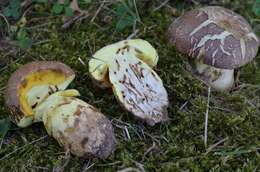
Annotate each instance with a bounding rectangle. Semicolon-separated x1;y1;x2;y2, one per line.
0;0;259;171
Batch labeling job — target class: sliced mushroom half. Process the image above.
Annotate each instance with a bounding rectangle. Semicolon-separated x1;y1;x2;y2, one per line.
89;39;169;126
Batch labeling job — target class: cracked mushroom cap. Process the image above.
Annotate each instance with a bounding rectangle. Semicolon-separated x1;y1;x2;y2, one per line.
35;89;117;159
89;39;168;126
168;6;259;69
5;61;75;127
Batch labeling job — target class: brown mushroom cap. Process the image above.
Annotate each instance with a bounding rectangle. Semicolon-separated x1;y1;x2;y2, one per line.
5;61;75;127
168;6;259;69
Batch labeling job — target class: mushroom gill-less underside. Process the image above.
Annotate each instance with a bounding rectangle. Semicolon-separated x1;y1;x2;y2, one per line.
89;39;169;125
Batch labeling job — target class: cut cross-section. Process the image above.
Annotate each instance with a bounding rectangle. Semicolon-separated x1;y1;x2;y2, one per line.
89;39;168;125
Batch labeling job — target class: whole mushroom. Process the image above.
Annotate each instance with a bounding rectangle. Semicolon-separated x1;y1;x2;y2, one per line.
167;6;259;91
5;61;116;159
89;39;169;126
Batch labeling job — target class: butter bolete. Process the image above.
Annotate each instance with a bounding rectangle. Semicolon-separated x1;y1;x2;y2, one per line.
89;39;169;126
168;6;259;91
5;61;116;159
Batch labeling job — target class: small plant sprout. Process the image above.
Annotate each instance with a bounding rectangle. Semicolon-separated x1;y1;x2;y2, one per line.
5;61;116;158
89;39;169;126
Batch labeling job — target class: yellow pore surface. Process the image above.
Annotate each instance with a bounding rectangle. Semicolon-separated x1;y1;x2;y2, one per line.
18;69;67;116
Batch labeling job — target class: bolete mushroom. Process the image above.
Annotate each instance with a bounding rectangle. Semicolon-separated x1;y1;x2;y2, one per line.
34;89;117;159
89;39;169;126
167;6;259;91
5;61;116;159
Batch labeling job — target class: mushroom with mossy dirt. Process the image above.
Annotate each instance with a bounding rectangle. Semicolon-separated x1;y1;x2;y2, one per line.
167;6;259;91
89;39;169;126
5;61;116;159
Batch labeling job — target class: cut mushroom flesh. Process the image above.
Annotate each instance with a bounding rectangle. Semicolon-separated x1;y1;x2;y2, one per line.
89;39;169;125
89;39;159;88
18;72;74;127
19;69;75;117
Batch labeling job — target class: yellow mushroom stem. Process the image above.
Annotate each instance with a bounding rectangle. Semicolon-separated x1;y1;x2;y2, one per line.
195;60;234;91
34;89;116;158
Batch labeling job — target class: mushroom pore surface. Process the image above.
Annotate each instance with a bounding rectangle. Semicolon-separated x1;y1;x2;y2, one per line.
5;61;75;127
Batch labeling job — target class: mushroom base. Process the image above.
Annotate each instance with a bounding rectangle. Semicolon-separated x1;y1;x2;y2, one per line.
34;89;117;159
189;60;234;91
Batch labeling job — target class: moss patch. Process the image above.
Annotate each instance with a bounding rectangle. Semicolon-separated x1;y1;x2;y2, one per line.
0;0;259;171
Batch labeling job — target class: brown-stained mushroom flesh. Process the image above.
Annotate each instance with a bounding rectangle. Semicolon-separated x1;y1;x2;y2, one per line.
89;39;169;125
168;6;259;91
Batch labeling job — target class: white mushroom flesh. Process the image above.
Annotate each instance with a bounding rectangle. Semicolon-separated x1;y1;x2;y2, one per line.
108;52;168;125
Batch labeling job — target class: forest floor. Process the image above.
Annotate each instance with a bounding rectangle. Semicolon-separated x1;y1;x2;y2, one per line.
0;0;259;171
